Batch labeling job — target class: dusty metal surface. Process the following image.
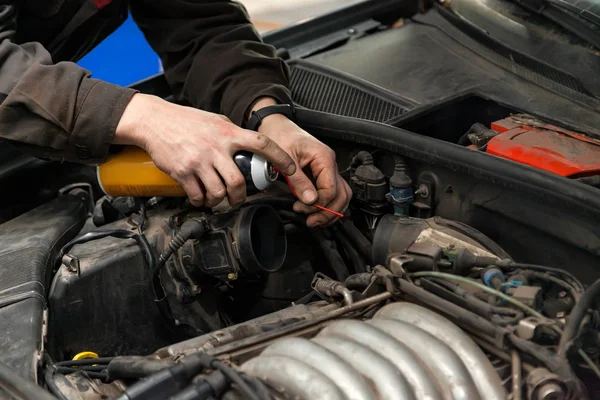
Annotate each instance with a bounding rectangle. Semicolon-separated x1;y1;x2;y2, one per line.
239;301;507;400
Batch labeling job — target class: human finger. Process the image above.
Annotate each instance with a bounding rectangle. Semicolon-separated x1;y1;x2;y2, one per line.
213;154;247;206
197;167;227;208
234;131;296;176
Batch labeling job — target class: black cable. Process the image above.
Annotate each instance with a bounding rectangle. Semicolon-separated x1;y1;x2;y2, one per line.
152;219;206;301
339;220;372;263
311;230;350;282
68;365;107;372
334;229;367;274
138;204;147;235
116;352;259;400
169;371;229;400
55;367;108;381
345;273;375;290
499;262;584;292
240;373;272;400
107;357;175;380
56;357;113;367
421;278;523;326
211;360;261;400
558;277;600;357
44;367;68;400
518;271;582;301
57;229;155;275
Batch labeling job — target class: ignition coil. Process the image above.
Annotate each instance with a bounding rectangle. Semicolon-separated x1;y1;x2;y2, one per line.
349;151;389;217
387;156;413;216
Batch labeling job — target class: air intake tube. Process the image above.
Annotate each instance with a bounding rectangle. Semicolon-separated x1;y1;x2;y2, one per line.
178;205;288;281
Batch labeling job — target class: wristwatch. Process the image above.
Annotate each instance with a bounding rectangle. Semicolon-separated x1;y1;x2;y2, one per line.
246;103;295;131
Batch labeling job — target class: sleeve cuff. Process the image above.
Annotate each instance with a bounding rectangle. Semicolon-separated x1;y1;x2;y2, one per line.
229;83;293;128
64;79;138;164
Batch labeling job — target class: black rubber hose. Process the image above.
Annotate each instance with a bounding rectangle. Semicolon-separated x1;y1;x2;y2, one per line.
57;229;155;274
558;277;600;357
576;175;600;188
56;357;114;367
241;374;272;400
335;230;367;274
339;220;372;263
421;278;523;326
169;372;228;400
519;271;581;301
211;361;261;400
107;357;176;380
500;262;584;292
55;367;108;380
344;273;375;290
277;210;307;227
44;367;68;400
311;230;350;281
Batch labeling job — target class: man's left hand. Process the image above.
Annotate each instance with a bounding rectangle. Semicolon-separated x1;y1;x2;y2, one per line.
252;100;352;227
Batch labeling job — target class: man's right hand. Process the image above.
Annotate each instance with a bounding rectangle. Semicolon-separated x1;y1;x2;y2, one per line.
114;93;297;207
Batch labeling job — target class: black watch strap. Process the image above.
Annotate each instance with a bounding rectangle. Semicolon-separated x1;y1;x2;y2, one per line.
246;103;295;131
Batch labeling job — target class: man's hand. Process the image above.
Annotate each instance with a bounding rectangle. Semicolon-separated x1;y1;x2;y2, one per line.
114;93;297;207
251;99;352;228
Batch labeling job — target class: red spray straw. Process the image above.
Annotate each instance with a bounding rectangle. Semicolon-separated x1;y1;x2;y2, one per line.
274;168;344;218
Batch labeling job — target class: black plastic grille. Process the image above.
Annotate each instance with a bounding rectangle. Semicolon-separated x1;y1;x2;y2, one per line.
290;65;407;123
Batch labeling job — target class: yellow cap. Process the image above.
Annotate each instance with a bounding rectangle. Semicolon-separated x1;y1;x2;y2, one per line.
72;351;99;360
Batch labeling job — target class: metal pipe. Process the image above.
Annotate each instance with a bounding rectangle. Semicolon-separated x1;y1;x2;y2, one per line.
318;320;442;400
367;319;479;400
240;355;345;400
156;302;340;358
339;286;354;306
512;350;522;400
312;336;416;400
260;337;376;400
374;302;506;400
209;292;392;357
470;336;535;372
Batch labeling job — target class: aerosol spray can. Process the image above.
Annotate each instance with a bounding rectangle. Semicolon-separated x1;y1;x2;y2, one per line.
96;146;278;197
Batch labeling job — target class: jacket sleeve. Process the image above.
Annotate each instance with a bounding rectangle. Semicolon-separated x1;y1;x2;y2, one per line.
129;0;293;127
0;2;137;164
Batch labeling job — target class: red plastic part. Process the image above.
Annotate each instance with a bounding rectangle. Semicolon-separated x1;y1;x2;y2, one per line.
486;117;600;177
93;0;112;9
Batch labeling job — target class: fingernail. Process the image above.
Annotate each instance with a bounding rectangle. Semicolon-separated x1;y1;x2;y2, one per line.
303;190;317;203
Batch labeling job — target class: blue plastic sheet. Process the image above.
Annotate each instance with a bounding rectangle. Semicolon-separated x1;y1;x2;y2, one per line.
77;14;161;87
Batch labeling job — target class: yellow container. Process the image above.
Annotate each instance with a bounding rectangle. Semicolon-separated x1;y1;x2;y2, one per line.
97;146;186;197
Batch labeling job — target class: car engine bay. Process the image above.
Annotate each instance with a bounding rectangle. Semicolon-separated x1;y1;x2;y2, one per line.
0;105;596;400
1;1;600;398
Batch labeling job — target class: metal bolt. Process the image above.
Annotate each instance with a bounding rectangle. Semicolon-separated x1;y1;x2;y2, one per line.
227;272;238;281
415;184;430;198
347;28;357;35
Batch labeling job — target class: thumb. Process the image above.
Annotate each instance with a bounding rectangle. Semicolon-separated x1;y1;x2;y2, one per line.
286;169;318;205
